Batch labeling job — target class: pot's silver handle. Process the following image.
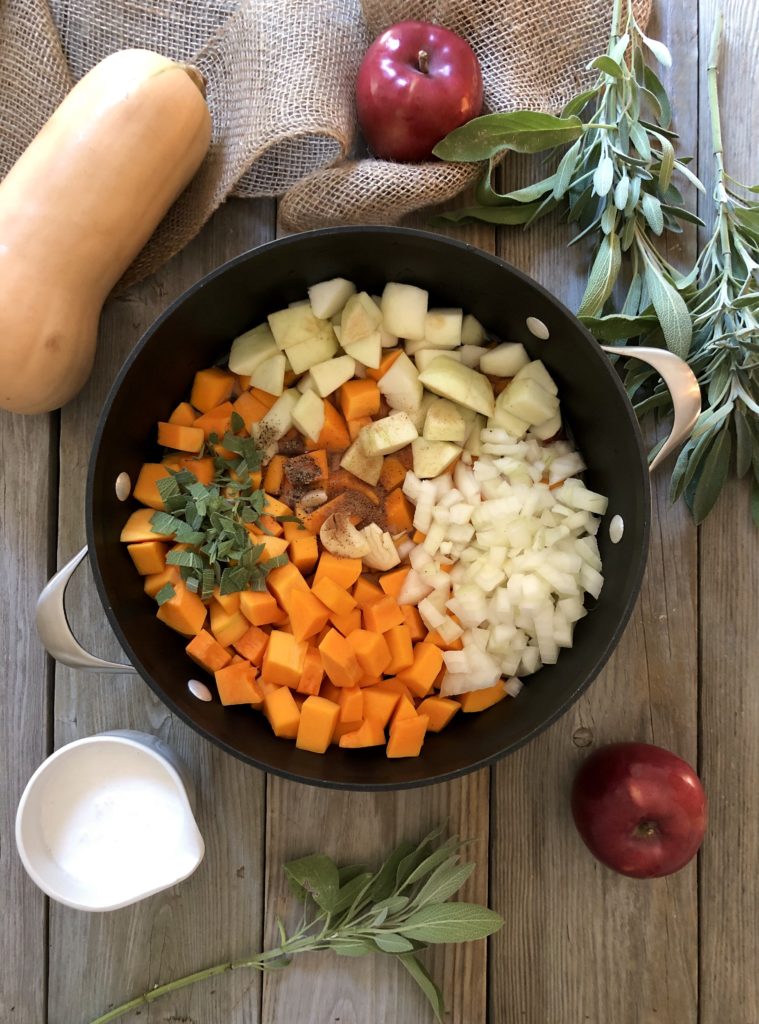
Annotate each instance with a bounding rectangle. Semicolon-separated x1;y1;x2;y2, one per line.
36;546;136;673
602;346;701;472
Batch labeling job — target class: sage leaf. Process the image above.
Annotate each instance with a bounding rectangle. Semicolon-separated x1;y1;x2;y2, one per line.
641;192;664;235
396;903;504;943
404;841;461;888
433;111;584;161
331;872;374;916
414;861;476;907
593;154;615;197
654;133;675;190
670;428;717;502
553;139;581;199
692;426;732;523
580;313;658;340
330;938;376;957
644;65;672;127
154;582;176;606
561;86;600;118
640;33;673;67
283;854;340;913
398;954;445;1023
578;232;622;317
614;174;630;210
629;121;652;161
368;840;415;902
373;932;415;954
435;203;547;226
735;409;752;478
644;262;692;357
674;159;706;193
590;55;624;78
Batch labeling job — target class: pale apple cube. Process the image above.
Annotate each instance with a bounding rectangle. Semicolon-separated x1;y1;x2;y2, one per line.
418;357;495;418
343;331;382;369
309;355;356;397
513;359;559;395
423;398;470;445
459;345;488;368
498;377;559;426
529;412;561;441
292;390;325;441
479;342;530;378
254;389;300;443
228;323;278;375
360;411;418;456
412;438;462;479
250;353;286;396
308;277;356;319
424;308;463;349
415;348;463;374
381;282;428;341
377;351;423;413
461;313;486;345
268;304;327;350
339;437;383;485
341;292;383;346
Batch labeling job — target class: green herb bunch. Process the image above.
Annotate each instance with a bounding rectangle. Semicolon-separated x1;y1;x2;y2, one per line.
150;410;292;602
434;0;701;358
654;13;759;524
88;828;503;1024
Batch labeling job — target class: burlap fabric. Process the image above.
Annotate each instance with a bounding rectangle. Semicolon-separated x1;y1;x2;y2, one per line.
0;0;650;285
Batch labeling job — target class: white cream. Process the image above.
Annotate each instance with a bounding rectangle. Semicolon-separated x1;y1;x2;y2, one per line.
18;737;204;911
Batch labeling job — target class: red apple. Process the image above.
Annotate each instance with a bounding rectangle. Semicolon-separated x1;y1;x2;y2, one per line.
356;20;483;163
571;742;707;879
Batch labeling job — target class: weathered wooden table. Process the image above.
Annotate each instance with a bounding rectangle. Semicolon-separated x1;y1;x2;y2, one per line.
2;1;757;1021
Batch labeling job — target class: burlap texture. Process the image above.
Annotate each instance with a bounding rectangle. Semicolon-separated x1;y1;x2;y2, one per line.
0;0;650;284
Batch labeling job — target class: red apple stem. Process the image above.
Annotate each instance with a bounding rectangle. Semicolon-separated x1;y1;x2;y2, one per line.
635;820;659;839
417;49;430;74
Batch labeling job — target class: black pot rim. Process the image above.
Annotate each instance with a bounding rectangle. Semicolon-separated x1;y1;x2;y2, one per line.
86;225;651;790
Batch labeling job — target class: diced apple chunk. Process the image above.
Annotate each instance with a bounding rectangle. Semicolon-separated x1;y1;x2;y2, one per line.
285;324;338;373
254;389;300;443
406;392;436;433
268;304;328;350
412;438;462;479
342;331;382;369
461;313;486;345
292;390;325;441
250;353;286;396
414;348;462;373
498;376;559;426
308;278;356;319
513;359;558;395
360;412;418;456
381;282;428;341
490;396;530;439
459;345;487;368
529;411;561;440
425;308;463;349
310;355;356;397
418;357;495;418
341;292;383;346
423;399;470;445
340;439;383;485
464;414;487;454
228;323;278;375
296;372;316;394
377;351;423;413
479;342;530;377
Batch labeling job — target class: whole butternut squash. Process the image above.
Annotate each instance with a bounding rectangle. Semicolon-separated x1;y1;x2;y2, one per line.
0;49;212;414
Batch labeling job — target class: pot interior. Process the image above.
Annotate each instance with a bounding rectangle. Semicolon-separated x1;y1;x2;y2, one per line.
87;227;650;789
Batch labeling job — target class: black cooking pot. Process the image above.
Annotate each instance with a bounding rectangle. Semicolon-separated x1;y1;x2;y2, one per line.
48;227;697;789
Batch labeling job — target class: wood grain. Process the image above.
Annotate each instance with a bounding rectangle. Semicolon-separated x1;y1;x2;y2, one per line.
47;200;275;1024
0;410;52;1024
697;2;759;1020
488;5;700;1021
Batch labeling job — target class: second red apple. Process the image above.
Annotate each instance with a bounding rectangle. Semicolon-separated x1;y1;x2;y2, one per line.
356;20;483;163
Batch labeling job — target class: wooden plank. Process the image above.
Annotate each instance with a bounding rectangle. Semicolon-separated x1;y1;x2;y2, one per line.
697;1;759;1020
261;213;495;1024
489;4;700;1020
0;410;52;1023
47;199;275;1024
261;771;490;1024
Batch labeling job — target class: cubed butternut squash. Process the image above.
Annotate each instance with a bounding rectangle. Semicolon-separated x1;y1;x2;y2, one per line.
353;577;384;609
346;629;392;676
121;507;171;544
157;422;204;454
318;629;362;688
385;624;414;674
261;630;307;688
417;696;460;732
232;624;270;665
296;646;324;696
400;605;426;642
386;714;429;758
385;489;414;533
396;642;444;699
379;456;408;492
286;450;328;487
263;454;286;494
191;367;235;413
132;463;172;511
214;661;261;706
210;603;250;648
337;685;363;723
329;608;362;636
267;562;309;612
143;564;181;598
362;595;405;634
233;389;270;425
312;577;356;617
168;402;198;426
288;533;319;574
156;581;207;636
239;590;281;626
338;718;386;748
362;685;400;728
288;588;330;642
379;566;410;600
127;540;167;576
313;552;363;590
295;696;341;754
186;629;232;675
263;685;301;738
365;349;402;381
304;398;350;452
458;680;507;712
212;587;241;615
339;379;380;420
194;401;234;440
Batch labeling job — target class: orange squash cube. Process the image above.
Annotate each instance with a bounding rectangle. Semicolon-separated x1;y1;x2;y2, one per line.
329;608;362;636
289;533;319;574
132;463;172;511
233;389;270;426
312;577;356;618
263;685;301;738
338;718;386;748
458;680;507;712
212;587;241;616
416;696;460;732
362;595;405;634
157;422;204;454
186;629;232;675
296;646;325;696
143;564;181;598
400;605;426;642
396;642;444;699
155;581;207;636
263;454;286;494
346;629;392;676
385;624;414;674
385;489;414;533
232;624;270;665
379;566;410;600
261;630;307;688
267;562;309;612
127;540;167;576
337;685;364;723
339;379;380;420
313;552;363;590
379;456;407;492
386;714;429;758
318;629;362;688
214;661;261;706
353;577;384;609
190;367;235;413
210;602;249;648
121;507;171;544
288;589;330;642
295;696;341;754
362;685;401;728
239;590;280;626
168;402;198;426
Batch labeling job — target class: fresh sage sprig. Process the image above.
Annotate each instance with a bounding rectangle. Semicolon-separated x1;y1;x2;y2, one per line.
639;13;759;524
87;828;503;1024
434;0;702;358
151;411;293;600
